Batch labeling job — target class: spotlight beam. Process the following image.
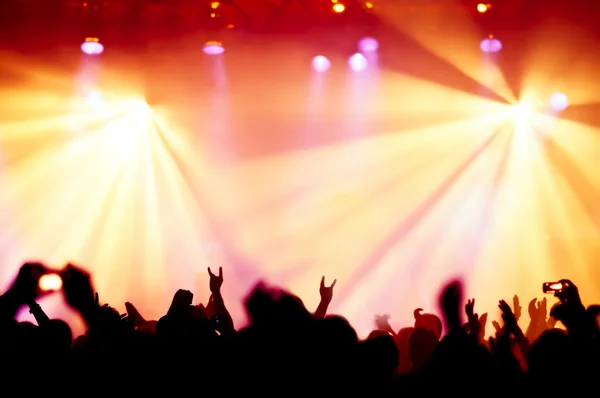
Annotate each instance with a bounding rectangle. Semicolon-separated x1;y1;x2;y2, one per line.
538;132;600;233
331;126;506;307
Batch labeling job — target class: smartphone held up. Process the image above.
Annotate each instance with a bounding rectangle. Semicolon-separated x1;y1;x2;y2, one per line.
542;281;564;294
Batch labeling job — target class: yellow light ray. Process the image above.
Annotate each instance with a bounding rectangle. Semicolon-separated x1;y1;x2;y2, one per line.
374;3;516;103
2;33;600;337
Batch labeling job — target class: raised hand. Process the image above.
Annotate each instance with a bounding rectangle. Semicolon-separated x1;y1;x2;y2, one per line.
465;299;481;340
440;280;463;333
7;262;48;304
465;299;475;319
512;295;522;323
208;267;223;294
528;297;548;324
375;314;394;334
528;298;537;320
319;276;337;304
492;320;502;334
539;297;548;320
549;280;587;333
479;312;488;340
60;264;95;317
499;300;517;330
555;279;582;307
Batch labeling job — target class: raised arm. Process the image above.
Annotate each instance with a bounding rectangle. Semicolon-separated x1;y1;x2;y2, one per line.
208;267;234;335
314;276;336;320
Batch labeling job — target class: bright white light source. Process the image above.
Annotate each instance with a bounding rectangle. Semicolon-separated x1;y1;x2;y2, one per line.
513;101;533;121
480;37;502;53
81;37;104;55
39;274;62;292
348;53;368;72
203;41;224;55
86;90;103;107
358;37;379;52
550;92;568;111
312;55;331;72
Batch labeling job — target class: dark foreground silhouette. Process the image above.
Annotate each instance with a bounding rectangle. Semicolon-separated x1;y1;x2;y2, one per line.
1;262;599;394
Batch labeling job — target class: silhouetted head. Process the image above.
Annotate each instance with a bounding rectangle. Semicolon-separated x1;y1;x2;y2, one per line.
414;309;443;340
368;329;394;340
245;282;311;329
528;328;571;380
409;327;438;371
313;315;359;379
357;334;399;380
320;315;358;349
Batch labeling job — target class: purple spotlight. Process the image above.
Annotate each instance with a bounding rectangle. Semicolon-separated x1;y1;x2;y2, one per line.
203;41;224;55
550;92;568;111
348;53;368;72
358;37;379;52
480;37;502;53
81;38;104;55
312;55;331;72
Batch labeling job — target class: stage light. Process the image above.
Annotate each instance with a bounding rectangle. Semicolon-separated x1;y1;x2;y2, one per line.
210;1;220;9
358;37;379;52
477;3;488;13
86;90;103;107
480;36;502;53
81;37;104;55
513;101;533;121
312;55;331;72
203;41;224;55
333;3;345;13
348;53;368;72
365;2;374;9
550;92;568;111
